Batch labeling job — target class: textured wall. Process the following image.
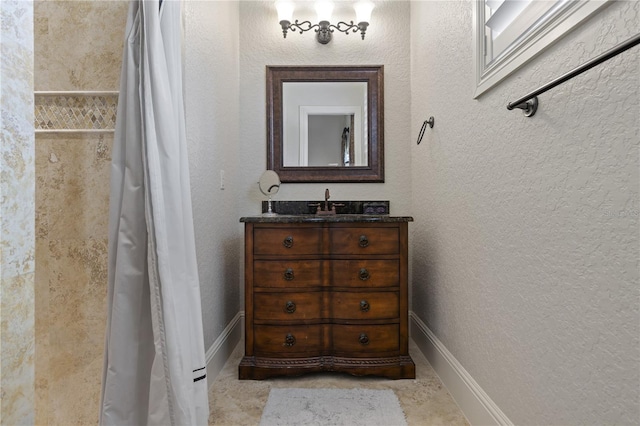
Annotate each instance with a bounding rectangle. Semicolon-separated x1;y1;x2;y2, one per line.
1;1;36;423
410;0;639;424
183;0;241;350
238;0;412;216
33;1;127;424
183;0;412;363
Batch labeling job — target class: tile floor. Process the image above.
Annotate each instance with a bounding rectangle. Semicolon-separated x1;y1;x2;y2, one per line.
208;340;469;425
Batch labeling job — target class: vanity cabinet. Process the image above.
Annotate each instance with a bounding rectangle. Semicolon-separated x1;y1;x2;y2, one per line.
239;217;415;380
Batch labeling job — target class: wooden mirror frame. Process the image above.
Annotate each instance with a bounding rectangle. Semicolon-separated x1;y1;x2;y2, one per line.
267;65;384;183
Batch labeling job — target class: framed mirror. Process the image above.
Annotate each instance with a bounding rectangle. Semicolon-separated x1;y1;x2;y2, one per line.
267;65;384;183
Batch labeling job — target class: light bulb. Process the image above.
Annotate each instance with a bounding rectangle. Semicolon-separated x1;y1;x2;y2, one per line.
315;0;334;23
354;0;374;24
275;0;294;23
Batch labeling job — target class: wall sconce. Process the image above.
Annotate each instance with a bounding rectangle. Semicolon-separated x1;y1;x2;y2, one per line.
276;1;374;45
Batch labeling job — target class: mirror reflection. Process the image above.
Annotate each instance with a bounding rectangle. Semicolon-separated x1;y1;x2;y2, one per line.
282;82;367;167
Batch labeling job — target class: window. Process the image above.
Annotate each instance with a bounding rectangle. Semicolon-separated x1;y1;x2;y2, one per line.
474;0;612;98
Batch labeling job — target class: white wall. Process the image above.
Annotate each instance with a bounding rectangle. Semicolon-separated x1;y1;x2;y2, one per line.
184;4;639;423
184;0;241;350
239;0;412;215
183;0;412;373
184;0;411;354
410;0;639;424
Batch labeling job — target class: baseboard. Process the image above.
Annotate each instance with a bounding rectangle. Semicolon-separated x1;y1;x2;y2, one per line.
205;311;244;386
410;312;513;426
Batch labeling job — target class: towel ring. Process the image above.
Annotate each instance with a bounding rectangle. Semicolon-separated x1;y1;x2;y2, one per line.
416;116;435;145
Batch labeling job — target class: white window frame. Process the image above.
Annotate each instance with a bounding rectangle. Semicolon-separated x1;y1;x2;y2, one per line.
473;0;613;98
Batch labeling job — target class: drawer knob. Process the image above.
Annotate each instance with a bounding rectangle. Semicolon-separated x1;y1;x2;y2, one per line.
283;236;294;248
283;268;295;281
360;300;370;312
359;268;370;281
359;235;369;247
284;300;296;313
359;333;370;345
284;333;296;347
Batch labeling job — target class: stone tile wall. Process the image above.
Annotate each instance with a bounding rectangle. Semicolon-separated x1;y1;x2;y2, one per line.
1;1;36;423
35;132;112;425
33;1;127;424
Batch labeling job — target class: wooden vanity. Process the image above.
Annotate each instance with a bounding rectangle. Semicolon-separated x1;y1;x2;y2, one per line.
239;215;415;380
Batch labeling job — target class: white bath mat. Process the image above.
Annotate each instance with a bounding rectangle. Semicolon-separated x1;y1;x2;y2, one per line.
259;388;408;426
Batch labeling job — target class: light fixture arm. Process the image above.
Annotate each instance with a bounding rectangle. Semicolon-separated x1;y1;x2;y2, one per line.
330;21;368;40
280;19;318;37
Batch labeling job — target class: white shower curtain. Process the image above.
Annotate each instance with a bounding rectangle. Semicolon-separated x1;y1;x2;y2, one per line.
100;0;209;424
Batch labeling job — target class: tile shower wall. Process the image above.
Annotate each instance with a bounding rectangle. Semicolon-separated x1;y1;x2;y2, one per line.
33;1;127;424
35;132;113;425
1;0;35;423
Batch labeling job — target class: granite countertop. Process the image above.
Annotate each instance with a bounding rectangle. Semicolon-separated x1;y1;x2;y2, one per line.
240;215;413;223
245;200;412;223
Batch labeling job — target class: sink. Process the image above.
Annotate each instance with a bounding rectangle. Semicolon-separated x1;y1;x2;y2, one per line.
260;200;389;216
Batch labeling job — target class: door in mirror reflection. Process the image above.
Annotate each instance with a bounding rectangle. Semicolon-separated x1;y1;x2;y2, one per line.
306;114;367;167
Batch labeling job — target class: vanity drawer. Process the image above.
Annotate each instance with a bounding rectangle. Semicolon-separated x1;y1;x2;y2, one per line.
254;292;322;321
331;291;399;320
253;260;323;288
332;324;399;355
254;325;322;355
254;227;322;256
329;227;399;255
330;260;399;288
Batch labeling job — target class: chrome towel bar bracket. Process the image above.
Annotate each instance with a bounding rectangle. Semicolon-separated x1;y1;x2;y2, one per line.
508;97;538;117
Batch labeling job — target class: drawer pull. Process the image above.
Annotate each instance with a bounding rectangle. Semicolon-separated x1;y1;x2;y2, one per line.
284;333;296;347
283;236;294;248
283;268;295;281
360;300;370;312
359;235;369;247
359;333;370;345
359;268;370;281
284;301;296;314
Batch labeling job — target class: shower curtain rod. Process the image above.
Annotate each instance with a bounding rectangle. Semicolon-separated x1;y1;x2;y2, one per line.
507;32;640;117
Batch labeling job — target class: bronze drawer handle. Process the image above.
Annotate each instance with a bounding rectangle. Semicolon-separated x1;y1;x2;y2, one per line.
283;268;295;281
359;268;370;281
359;333;369;345
284;333;296;347
359;235;369;247
360;300;370;312
283;236;294;248
284;300;296;314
